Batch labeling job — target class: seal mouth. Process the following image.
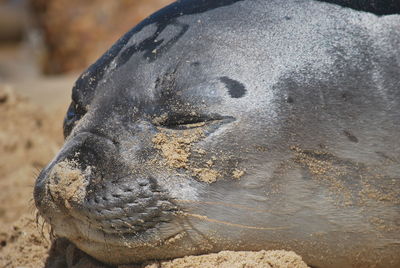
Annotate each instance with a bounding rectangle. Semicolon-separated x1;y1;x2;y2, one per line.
50;204;177;246
80;181;179;235
37;169;180;243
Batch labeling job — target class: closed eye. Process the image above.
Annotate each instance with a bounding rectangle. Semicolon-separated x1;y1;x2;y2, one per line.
158;113;235;130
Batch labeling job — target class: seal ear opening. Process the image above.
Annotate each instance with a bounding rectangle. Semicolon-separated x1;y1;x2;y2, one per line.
317;0;400;15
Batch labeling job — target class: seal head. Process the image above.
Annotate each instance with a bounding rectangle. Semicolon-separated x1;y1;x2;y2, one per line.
35;1;400;267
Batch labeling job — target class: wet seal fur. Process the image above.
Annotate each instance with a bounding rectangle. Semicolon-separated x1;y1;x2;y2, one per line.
34;1;400;267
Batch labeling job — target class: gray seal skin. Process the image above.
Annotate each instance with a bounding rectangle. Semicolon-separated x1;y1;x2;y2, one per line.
34;0;400;267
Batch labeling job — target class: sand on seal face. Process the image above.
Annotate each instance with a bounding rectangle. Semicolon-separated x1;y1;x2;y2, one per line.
47;159;91;209
152;130;222;183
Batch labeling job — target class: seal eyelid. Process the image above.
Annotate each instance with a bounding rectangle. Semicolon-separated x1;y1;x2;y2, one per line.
160;114;235;130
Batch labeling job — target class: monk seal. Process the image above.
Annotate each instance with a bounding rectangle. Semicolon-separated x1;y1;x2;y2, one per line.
34;0;400;267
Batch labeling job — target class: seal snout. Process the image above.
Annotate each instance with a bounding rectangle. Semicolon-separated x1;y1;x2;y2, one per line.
47;159;91;210
82;176;177;234
34;157;95;225
34;130;178;242
34;132;116;212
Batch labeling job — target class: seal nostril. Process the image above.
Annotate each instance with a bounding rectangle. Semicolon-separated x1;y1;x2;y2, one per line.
102;197;108;201
112;194;121;198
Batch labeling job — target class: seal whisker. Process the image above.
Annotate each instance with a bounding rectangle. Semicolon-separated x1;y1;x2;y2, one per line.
176;199;276;214
87;219;92;244
188;222;216;248
34;210;50;243
28;198;37;215
101;227;111;263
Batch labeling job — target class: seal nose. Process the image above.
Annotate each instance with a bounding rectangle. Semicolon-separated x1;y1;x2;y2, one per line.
34;163;53;210
34;132;118;214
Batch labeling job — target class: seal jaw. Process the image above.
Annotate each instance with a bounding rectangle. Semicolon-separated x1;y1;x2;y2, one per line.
35;167;184;263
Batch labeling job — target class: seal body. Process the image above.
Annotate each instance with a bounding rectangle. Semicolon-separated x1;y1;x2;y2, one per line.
34;1;400;267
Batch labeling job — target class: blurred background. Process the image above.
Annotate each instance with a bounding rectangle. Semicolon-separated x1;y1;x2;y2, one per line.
0;1;173;266
1;0;175;75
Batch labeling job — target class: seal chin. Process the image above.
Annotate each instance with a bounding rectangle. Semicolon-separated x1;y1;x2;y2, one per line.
68;228;192;265
45;203;198;265
36;185;187;264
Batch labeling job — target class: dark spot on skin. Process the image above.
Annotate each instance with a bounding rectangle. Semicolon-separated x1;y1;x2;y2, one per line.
191;61;201;67
343;130;358;143
284;16;291;20
117;21;189;66
116;0;244;66
71;0;245;100
341;92;350;101
286;96;294;103
220;76;246;98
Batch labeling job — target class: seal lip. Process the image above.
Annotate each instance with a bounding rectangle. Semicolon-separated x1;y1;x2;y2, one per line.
51;200;180;246
54;205;182;250
75;189;178;234
37;170;181;244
